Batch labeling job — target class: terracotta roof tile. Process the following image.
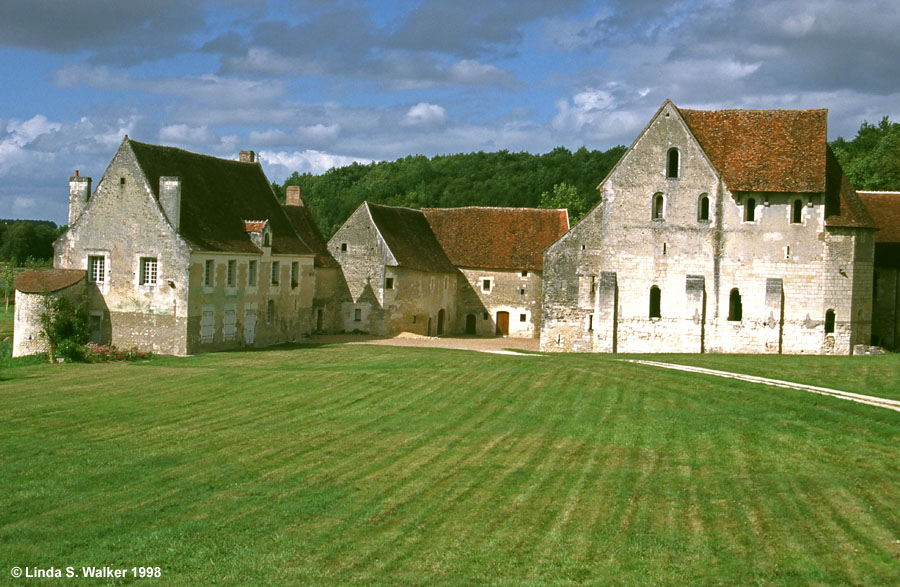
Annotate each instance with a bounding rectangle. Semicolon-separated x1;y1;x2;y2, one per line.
366;203;457;274
679;107;827;193
857;191;900;242
128;139;313;257
243;220;266;233
14;269;86;294
423;207;570;271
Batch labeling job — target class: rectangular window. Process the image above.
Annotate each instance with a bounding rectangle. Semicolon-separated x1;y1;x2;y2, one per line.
519;288;525;296
271;261;280;285
266;299;275;325
88;255;105;283
204;259;214;286
482;279;491;292
200;306;214;343
385;277;394;290
227;260;236;286
340;243;347;252
139;257;157;286
248;260;257;286
223;307;236;340
444;276;449;290
291;261;299;288
521;270;528;277
520;313;527;322
354;308;362;321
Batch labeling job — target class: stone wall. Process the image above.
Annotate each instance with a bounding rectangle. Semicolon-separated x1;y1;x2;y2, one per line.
456;267;542;337
872;266;899;350
13;279;86;357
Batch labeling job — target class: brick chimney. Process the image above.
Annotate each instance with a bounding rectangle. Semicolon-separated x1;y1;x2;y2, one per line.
239;150;256;163
68;171;91;226
159;176;181;230
285;185;303;207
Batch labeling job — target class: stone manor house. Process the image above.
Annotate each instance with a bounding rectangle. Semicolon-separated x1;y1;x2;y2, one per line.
13;100;899;356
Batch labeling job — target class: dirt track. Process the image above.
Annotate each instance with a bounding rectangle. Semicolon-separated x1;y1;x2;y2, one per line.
306;333;540;354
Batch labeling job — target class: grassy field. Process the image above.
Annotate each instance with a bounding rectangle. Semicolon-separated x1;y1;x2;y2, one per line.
1;345;899;585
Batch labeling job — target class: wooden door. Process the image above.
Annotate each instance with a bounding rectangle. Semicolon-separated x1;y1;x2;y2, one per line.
496;311;509;335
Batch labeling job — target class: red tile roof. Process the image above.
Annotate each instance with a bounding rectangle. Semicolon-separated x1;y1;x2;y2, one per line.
243;220;266;233
14;269;86;294
423;207;570;271
857;191;900;242
679;107;828;193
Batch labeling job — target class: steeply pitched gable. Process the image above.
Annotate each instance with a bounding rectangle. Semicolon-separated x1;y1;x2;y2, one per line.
128;139;313;256
366;203;457;274
423;207;569;271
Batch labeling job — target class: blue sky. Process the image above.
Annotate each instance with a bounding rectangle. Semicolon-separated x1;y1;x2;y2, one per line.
2;0;899;225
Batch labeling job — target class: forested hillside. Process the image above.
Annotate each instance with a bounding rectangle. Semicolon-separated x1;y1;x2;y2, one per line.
272;146;626;239
831;116;900;191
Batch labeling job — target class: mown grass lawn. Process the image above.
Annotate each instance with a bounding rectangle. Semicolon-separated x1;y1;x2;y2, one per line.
1;344;899;585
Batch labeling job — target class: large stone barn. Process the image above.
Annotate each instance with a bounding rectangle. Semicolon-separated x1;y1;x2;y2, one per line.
423;207;569;338
541;100;876;355
16;138;328;357
856;191;900;350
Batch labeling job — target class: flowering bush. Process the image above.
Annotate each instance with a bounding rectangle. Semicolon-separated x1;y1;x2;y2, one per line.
84;343;152;363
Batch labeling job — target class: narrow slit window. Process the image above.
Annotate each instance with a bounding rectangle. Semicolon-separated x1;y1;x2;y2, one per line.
728;288;742;321
698;194;710;221
792;199;803;224
649;285;661;318
824;309;835;334
666;148;680;178
291;261;299;288
745;198;757;222
653;193;664;220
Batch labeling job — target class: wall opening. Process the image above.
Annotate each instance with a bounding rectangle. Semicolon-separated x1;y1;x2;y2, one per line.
698;194;710;221
728;288;742;321
825;309;835;334
792;199;803;224
745;198;757;222
652;193;664;220
649;285;661;318
666;148;679;178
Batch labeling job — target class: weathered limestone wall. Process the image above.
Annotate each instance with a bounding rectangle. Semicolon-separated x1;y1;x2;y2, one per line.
541;101;872;355
54;143;191;355
456;268;541;337
184;252;316;353
12;280;87;357
312;266;351;333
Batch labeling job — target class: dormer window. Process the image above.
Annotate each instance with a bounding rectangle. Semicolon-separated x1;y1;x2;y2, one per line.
666;148;680;179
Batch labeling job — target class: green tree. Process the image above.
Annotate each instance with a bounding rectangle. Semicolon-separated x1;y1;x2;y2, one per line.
1;264;14;312
831;116;900;191
39;294;90;363
539;182;591;223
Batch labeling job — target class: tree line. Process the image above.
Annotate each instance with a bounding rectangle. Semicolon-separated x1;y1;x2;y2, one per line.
0;220;60;267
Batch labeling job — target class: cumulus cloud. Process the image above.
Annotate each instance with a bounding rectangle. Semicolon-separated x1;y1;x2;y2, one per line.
259;149;374;180
403;103;447;127
159;124;219;146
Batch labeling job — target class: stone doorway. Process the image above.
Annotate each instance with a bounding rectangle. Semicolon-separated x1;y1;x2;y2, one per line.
465;314;477;334
437;309;445;335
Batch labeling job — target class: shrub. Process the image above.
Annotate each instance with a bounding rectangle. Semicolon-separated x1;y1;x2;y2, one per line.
39;295;90;363
84;343;152;363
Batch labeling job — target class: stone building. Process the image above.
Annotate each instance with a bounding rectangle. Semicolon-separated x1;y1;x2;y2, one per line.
327;202;459;336
16;137;323;357
12;269;87;357
281;185;350;333
423;207;569;337
541;100;876;355
857;191;900;350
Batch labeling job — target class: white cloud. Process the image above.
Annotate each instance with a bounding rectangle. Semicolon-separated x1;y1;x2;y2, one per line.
159;124;218;146
259;149;374;177
403;102;447;126
447;60;517;87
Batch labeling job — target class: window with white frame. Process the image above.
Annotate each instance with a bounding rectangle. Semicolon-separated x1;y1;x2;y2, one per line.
248;260;257;286
204;259;214;286
139;257;158;286
227;260;236;287
200;305;215;343
223;306;237;340
88;255;105;283
271;261;280;285
482;278;492;293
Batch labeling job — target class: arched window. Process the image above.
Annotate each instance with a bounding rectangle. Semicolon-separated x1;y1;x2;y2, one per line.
728;288;742;321
652;193;664;220
666;148;680;178
698;194;710;221
824;309;835;334
649;286;661;318
791;199;803;224
744;198;756;222
264;232;271;246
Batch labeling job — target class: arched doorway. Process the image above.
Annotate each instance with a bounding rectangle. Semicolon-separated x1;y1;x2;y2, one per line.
496;311;509;335
437;309;445;335
465;314;477;335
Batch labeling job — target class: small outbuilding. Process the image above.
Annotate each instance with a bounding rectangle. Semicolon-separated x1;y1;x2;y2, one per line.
13;269;87;357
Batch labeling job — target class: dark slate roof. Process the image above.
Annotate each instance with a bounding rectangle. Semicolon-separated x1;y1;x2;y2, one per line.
14;269;85;293
422;207;570;271
366;203;457;274
128;139;313;256
282;203;339;268
679;106;828;193
677;105;875;230
857;191;900;242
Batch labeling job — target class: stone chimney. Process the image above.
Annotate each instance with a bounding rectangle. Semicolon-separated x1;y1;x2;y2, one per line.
68;171;91;226
159;176;182;230
285;185;303;207
239;150;256;163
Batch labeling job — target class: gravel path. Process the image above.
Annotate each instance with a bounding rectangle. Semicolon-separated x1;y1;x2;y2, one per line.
306;333;540;355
